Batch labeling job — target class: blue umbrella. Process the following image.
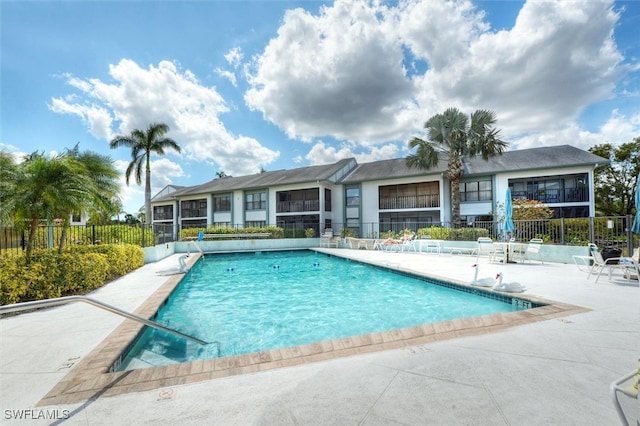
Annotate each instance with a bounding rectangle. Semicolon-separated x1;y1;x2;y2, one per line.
632;174;640;237
504;187;515;238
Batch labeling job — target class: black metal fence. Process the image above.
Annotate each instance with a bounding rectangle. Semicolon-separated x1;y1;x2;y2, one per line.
1;215;638;256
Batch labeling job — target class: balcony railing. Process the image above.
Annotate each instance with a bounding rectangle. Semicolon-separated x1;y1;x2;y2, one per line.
379;194;440;210
276;200;320;213
153;213;174;220
511;188;588;204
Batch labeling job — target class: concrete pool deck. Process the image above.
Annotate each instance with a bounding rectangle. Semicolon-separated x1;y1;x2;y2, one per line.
1;248;638;425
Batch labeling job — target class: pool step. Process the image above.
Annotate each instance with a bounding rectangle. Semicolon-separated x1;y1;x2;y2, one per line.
125;349;180;370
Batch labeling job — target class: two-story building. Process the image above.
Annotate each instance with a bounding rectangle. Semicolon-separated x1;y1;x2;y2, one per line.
151;145;606;238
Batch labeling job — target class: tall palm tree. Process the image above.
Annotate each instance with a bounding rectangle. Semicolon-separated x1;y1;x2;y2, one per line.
406;108;508;226
110;123;181;224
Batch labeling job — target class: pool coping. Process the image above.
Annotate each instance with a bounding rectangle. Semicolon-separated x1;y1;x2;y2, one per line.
36;251;590;407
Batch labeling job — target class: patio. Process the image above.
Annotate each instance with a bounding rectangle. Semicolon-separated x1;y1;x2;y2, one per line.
1;248;638;425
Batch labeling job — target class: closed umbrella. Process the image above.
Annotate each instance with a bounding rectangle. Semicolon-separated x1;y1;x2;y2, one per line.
504;187;515;239
632;174;640;245
503;188;516;263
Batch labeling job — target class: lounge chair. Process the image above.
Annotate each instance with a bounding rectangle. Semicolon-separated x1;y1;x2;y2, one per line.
374;237;403;252
401;234;417;253
587;243;637;283
320;229;339;248
610;357;639;426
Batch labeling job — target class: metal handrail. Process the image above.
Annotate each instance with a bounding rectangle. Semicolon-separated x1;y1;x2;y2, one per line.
0;295;208;345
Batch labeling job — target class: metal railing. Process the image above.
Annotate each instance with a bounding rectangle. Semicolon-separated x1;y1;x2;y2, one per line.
0;295;208;345
2;216;637;256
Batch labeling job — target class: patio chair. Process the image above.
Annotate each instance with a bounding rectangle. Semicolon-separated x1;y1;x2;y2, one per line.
522;238;544;264
587;243;635;283
401;235;417;253
320;229;339;248
610;357;639;426
476;237;499;263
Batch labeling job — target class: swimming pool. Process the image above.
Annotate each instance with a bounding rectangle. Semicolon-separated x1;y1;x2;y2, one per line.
115;250;534;371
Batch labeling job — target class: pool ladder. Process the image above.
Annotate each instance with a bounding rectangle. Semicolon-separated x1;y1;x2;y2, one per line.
0;295;209;346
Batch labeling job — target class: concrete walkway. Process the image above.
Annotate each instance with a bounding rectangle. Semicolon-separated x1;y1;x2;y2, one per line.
1;249;638;425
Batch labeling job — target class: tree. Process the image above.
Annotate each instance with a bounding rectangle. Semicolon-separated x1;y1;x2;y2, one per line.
0;148;119;258
589;138;640;216
406;107;508;226
110;123;181;224
66;144;120;230
215;170;227;178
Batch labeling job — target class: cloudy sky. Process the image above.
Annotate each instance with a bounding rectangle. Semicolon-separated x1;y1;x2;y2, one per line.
1;0;639;214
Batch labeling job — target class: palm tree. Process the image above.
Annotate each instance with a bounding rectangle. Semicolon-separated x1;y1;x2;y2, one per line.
0;151;114;259
110;123;181;224
60;145;120;246
406;108;508;226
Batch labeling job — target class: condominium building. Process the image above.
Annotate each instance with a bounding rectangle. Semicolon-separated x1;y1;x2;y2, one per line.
150;145;606;237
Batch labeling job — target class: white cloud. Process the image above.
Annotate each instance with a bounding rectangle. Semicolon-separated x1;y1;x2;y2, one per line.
50;58;280;178
215;68;237;86
49;97;114;141
224;47;243;68
245;0;415;144
305;140;400;165
510;110;640;152
245;0;632;158
150;158;186;190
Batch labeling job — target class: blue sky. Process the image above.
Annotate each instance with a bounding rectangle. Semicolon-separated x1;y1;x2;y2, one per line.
1;0;639;215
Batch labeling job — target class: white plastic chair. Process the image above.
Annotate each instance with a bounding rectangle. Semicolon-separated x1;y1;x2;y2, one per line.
522;238;544;264
610;358;639;426
476;237;498;262
320;229;338;248
587;243;636;283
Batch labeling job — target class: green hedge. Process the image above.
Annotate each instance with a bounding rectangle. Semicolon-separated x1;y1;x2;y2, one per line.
180;226;284;240
416;226;489;241
0;244;144;306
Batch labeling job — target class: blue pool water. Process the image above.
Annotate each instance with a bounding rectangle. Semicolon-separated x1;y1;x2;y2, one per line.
117;251;525;370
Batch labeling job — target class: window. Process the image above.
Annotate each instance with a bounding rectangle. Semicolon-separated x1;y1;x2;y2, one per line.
460;180;492;202
324;188;332;212
182;219;206;228
509;174;588;204
181;199;207;218
379;182;439;209
276;189;319;212
245;191;267;210
346;187;360;207
213;194;231;212
245;220;266;227
153;205;173;221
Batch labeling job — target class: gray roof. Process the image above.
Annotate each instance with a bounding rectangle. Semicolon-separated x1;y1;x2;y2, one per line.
342;145;608;183
153;145;608;202
153;158;357;202
462;145;608;175
341;158;448;182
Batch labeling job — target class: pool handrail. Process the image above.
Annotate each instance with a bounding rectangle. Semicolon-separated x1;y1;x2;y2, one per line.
0;295;208;345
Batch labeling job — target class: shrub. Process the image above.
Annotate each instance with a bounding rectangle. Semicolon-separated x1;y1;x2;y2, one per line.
180;226;284;240
58;252;109;295
416;226;489;241
67;244;143;280
0;244;144;305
